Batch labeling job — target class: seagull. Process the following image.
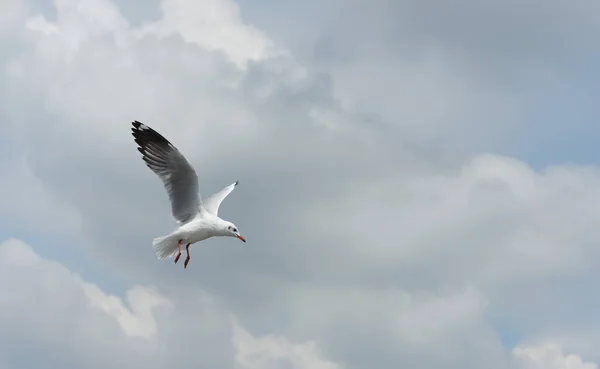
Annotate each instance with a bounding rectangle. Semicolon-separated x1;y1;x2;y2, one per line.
131;120;246;269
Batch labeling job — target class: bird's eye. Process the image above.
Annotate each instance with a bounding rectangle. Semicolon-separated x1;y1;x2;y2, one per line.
233;228;237;232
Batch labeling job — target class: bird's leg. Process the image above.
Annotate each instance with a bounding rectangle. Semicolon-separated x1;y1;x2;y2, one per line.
184;243;191;269
174;240;182;264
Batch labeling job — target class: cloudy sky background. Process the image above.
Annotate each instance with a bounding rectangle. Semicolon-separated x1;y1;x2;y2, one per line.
1;0;600;368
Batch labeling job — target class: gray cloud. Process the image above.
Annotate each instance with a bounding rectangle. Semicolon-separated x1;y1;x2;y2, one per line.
239;0;600;153
1;0;600;368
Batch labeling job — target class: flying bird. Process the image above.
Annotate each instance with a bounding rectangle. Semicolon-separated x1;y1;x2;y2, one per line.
131;120;246;269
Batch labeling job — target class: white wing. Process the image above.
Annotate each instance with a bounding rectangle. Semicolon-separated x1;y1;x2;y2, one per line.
203;181;238;216
132;121;202;223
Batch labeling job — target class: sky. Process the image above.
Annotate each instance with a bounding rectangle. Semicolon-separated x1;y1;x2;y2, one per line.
1;0;600;368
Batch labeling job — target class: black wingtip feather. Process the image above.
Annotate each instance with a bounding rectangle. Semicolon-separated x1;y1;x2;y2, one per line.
131;121;174;148
234;180;239;186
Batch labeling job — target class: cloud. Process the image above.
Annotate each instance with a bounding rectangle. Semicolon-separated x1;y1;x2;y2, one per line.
1;0;600;368
0;238;341;369
0;238;171;368
240;0;600;151
514;343;598;369
232;318;341;369
136;0;283;68
81;281;171;340
280;285;512;369
0;154;83;241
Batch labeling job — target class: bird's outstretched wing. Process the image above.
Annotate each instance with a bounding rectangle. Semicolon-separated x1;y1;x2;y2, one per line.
203;181;238;216
131;120;201;223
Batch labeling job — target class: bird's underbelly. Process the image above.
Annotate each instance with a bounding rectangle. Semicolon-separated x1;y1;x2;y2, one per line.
176;222;214;244
186;231;211;244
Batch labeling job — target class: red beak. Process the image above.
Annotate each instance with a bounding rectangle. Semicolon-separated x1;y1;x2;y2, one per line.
237;235;246;243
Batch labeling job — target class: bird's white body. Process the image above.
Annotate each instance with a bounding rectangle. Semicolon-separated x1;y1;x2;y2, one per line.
131;121;245;266
176;212;220;244
152;210;231;259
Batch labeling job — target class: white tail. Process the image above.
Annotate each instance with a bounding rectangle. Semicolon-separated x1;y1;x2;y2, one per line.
152;234;179;259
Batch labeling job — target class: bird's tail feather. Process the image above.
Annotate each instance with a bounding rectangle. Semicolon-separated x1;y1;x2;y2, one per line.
152;234;179;260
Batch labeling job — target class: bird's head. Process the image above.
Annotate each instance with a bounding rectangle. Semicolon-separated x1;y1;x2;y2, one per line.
224;222;245;243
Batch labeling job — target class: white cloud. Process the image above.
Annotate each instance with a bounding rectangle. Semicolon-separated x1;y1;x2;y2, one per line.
0;238;170;368
136;0;283;69
514;343;598;369
0;238;170;342
0;238;339;368
25;0;130;63
81;282;172;340
232;318;342;369
301;153;600;290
